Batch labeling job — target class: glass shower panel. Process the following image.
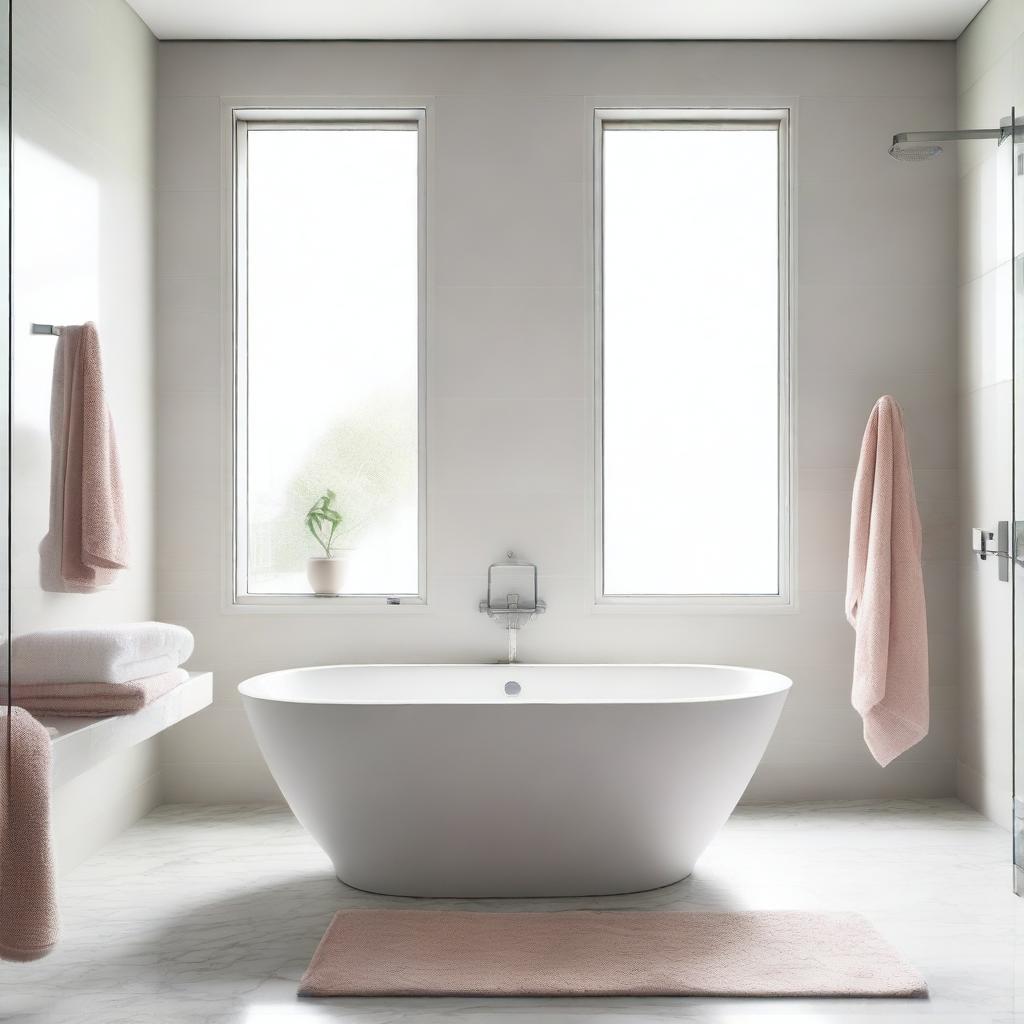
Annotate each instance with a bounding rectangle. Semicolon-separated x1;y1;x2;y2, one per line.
1012;99;1024;893
0;0;12;930
0;1;9;708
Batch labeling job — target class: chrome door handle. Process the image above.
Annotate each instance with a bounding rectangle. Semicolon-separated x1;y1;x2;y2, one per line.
973;527;998;558
973;522;1012;581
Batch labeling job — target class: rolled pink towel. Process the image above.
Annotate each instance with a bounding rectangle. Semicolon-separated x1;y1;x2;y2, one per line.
11;668;189;717
0;708;59;961
845;396;929;766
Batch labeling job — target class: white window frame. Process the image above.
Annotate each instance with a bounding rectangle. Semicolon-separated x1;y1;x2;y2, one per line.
593;107;793;609
231;107;428;609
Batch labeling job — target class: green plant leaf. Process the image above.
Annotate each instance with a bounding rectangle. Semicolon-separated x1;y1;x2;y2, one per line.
304;490;344;557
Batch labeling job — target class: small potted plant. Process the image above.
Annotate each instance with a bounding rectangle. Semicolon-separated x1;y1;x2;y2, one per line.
305;490;348;596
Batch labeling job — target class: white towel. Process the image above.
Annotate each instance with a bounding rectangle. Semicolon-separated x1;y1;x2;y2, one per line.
11;622;194;687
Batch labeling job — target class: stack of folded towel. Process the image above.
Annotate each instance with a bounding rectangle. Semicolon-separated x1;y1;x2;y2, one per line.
10;622;194;717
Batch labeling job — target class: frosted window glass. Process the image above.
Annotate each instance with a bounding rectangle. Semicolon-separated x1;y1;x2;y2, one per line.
242;127;419;595
601;126;781;596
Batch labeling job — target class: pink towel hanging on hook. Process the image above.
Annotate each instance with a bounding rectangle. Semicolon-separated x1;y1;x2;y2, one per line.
845;396;929;766
51;322;129;591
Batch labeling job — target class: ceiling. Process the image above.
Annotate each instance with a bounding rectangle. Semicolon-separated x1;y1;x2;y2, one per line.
125;0;987;42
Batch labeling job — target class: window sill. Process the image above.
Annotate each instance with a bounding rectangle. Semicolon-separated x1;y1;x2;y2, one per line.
227;595;428;614
591;594;796;615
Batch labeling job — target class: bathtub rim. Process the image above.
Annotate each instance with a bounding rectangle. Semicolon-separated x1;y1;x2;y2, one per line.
238;662;793;706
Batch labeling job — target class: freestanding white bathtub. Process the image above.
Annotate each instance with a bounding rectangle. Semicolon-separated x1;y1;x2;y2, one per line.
239;664;790;898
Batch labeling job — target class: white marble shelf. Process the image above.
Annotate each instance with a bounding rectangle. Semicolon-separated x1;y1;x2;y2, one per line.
42;671;213;787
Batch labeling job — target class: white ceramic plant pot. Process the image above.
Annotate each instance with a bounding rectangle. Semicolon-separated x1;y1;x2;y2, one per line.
306;554;349;596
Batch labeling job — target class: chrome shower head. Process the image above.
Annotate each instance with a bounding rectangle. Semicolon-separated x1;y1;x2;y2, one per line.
888;125;1012;163
888;140;943;161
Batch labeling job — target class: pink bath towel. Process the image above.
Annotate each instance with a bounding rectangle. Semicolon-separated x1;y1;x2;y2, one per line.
0;707;59;961
11;668;188;718
47;323;128;591
845;396;928;766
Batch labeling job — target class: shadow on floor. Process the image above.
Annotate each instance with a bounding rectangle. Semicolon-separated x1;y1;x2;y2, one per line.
140;867;747;992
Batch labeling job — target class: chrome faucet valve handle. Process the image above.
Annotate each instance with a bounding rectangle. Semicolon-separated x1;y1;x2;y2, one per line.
479;553;544;662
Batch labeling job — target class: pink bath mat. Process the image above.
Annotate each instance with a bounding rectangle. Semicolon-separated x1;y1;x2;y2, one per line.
299;909;927;998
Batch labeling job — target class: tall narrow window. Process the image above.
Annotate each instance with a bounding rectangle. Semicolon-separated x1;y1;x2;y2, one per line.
234;112;424;603
598;110;789;602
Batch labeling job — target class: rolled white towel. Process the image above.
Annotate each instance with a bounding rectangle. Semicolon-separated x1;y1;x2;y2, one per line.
11;622;194;686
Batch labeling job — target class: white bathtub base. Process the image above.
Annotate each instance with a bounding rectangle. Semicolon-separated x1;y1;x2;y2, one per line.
240;664;790;898
333;869;695;899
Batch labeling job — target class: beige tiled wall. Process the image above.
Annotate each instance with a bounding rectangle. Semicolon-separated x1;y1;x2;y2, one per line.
155;40;960;803
956;0;1024;825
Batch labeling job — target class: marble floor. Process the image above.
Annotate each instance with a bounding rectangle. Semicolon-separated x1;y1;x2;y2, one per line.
1;799;1021;1023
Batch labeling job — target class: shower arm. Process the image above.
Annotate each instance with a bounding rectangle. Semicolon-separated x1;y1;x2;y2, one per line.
891;127;1012;147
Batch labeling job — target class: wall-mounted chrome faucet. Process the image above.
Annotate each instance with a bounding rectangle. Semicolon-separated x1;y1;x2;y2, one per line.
479;552;545;664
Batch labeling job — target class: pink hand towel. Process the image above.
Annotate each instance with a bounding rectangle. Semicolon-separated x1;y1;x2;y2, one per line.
46;323;129;591
0;708;59;961
845;396;929;766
